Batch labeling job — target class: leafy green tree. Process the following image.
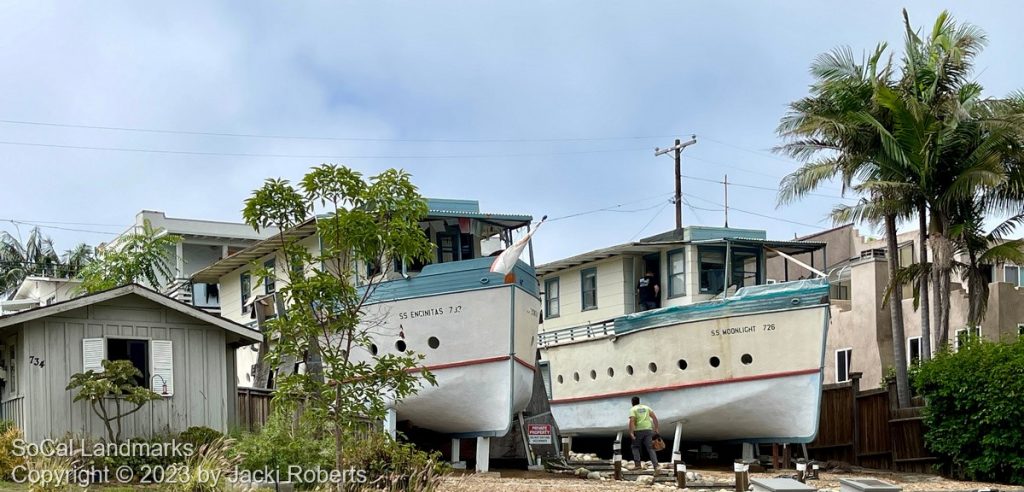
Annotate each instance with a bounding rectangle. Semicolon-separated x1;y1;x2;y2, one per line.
60;243;94;278
242;164;436;470
65;360;161;442
77;221;181;294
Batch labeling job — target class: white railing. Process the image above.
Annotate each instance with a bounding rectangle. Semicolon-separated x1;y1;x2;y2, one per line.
2;396;25;431
538;319;616;348
163;278;193;305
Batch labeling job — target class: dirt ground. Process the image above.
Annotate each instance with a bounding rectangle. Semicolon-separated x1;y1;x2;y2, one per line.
438;468;1023;492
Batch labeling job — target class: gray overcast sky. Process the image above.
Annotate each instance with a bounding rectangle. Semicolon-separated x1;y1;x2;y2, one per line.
1;1;1022;264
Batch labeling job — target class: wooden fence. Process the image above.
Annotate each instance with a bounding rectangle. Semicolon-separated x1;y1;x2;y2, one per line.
237;387;273;432
807;372;937;473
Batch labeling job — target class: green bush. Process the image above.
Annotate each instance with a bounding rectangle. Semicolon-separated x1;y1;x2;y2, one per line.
345;434;449;492
232;410;334;488
179;426;224;449
0;425;24;481
914;338;1024;484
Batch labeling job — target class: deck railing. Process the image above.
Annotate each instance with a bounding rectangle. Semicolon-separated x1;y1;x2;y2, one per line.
538;319;616;348
1;396;25;431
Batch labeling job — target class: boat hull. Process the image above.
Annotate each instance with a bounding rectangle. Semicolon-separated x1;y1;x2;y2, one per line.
541;282;829;442
359;284;540;437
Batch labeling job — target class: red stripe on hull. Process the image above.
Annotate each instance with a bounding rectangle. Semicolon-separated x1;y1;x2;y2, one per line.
406;354;536;373
549;368;821;404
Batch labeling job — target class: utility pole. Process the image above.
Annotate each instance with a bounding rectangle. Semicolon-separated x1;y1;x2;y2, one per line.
655;135;698;230
724;174;729;228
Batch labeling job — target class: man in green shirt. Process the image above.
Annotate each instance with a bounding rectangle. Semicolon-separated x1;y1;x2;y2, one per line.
628;396;660;471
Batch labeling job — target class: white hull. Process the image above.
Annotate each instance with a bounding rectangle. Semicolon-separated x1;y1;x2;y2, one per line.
359;285;539;437
541;303;829;441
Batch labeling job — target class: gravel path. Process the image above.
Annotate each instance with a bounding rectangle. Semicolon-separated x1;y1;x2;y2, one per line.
438;468;1023;492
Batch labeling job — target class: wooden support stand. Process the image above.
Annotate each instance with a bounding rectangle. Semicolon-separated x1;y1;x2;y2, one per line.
613;436;623;481
674;461;686;489
735;459;750;492
796;458;807;483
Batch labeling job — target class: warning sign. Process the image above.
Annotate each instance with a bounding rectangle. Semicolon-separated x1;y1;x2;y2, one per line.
527;424;553;445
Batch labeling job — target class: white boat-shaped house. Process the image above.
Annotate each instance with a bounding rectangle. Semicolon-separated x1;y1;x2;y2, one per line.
536;226;829;450
194;199;539;471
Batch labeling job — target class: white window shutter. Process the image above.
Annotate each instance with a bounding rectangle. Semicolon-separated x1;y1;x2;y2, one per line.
82;338;104;373
150;340;174;396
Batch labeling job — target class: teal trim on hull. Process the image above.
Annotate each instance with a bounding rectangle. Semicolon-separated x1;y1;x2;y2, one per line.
365;257;539;304
614;278;830;335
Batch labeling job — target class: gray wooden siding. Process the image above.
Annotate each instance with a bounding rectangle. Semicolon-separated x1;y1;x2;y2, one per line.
19;297;231;442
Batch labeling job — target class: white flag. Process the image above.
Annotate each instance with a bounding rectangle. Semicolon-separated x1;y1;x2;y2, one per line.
490;216;546;275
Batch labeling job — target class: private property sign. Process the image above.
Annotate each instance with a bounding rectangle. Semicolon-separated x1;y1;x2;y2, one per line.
527;424;553;445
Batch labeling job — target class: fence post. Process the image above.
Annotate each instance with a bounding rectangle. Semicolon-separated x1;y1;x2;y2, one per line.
734;459;749;492
851;371;863;466
675;460;686;489
613;437;622;480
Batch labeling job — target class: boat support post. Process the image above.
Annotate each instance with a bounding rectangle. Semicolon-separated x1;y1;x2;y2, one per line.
671;421;683;463
475;437;490;473
613;432;623;480
451;439;466;469
384;407;397;440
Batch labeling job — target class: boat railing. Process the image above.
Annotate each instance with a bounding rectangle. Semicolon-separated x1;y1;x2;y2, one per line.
538;319;616;348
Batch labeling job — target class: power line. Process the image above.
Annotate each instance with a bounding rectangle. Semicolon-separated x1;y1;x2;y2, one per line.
630;201;673;241
545;192;675;222
1;219;118;236
0;118;686;144
679;173;857;202
683;194;828;229
0;139;651;160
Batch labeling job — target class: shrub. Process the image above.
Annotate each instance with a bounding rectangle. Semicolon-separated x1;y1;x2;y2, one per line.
914;338;1024;484
166;437;240;492
179;426;224;449
342;433;449;492
0;425;24;480
232;410;334;488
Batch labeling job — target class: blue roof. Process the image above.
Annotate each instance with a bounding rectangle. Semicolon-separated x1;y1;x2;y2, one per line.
424;198;532;225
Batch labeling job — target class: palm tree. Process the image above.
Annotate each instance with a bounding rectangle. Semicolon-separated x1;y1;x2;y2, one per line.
776;43;919;407
0;227;61;297
60;243;94;278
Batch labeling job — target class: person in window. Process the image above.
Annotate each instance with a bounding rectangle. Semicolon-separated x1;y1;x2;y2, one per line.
628;396;660;472
637;271;660;311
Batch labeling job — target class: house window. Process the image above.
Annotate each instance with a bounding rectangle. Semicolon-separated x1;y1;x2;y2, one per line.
1005;265;1021;287
581;268;598;310
836;348;852;383
907;336;921;366
955;326;981;351
264;259;276;294
698;247;726;294
898;243;914;299
544;278;560;319
1018;323;1024;338
668;249;686;298
240;273;251;312
107;338;149;387
830;279;851;300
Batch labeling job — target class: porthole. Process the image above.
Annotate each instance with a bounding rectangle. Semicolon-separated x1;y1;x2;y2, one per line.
741;354;753;365
557;375;564;384
710;356;720;368
649;362;658;373
590;370;597;380
395;340;407;352
573;372;580;382
626;365;634;376
428;336;440;349
677;359;688;370
607;367;615;377
370;344;378;356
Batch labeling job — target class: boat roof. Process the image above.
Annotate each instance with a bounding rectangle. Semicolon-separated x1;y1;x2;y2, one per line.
192;198;532;283
536;229;825;276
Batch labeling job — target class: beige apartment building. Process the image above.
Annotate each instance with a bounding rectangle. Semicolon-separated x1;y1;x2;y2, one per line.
768;224;1024;386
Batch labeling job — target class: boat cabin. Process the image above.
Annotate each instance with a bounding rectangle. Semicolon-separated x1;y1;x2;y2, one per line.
535;226;825;333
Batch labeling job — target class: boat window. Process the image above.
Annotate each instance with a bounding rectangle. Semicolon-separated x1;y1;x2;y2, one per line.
648;362;658;373
557;375;564;384
395;340;407;352
589;370;597;380
668;249;686;297
698;247;725;294
729;247;761;289
626;365;634;375
581;268;598;310
573;372;580;382
544;278;560;319
709;356;720;368
677;359;687;370
741;354;753;365
370;344;379;356
607;367;615;377
428;336;440;349
436;231;460;263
